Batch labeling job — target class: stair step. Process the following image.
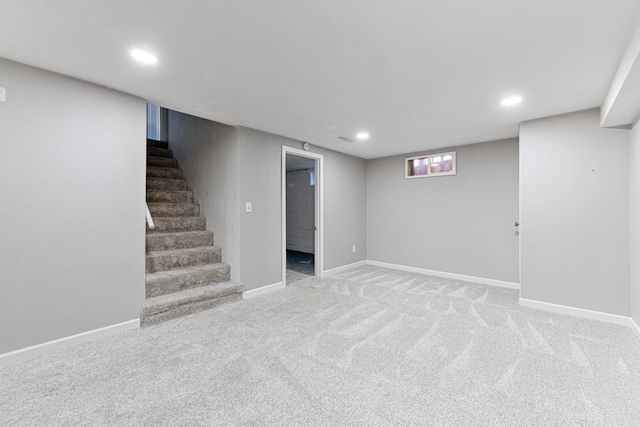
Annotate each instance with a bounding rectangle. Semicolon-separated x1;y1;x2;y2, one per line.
146;246;222;273
147;217;206;233
146;263;232;297
148;203;199;217
146;177;188;191
148;147;173;158
146;190;194;203
146;231;214;252
148;156;178;169
141;282;244;326
147;139;169;149
147;166;183;179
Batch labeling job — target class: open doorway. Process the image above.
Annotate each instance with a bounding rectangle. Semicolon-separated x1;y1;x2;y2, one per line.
147;103;168;141
282;147;323;285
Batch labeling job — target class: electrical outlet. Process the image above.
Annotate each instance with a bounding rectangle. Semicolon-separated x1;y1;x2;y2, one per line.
245;202;252;213
352;245;356;253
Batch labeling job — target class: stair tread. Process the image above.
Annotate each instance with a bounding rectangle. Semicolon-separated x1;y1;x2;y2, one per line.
146;190;193;196
149;216;203;221
146;178;188;189
146;177;187;182
146;177;188;191
147;167;179;172
146;192;194;203
147;202;198;207
147;155;178;163
146;245;220;257
146;230;212;238
150;215;203;218
146;230;214;252
147;140;169;149
146;216;205;234
148;147;173;154
147;155;174;160
147;202;200;217
145;245;221;273
146;262;229;279
147;166;181;172
142;281;244;316
145;262;230;297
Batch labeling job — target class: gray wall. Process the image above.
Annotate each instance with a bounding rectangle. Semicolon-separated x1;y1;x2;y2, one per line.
165;121;366;291
630;122;640;325
237;127;367;290
236;128;284;289
286;169;316;254
0;58;146;354
367;138;520;283
520;109;630;315
167;111;241;282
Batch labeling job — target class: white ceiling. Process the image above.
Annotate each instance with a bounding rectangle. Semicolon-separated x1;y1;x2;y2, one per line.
0;1;639;159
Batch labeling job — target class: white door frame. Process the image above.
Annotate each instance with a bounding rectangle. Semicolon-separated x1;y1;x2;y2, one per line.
282;146;324;286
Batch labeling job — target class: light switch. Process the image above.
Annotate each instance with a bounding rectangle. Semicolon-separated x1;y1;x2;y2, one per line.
245;202;252;213
0;87;5;102
352;245;357;253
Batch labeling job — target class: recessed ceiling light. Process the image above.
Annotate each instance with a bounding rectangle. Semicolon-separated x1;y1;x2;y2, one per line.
356;132;370;141
501;96;522;106
130;49;158;65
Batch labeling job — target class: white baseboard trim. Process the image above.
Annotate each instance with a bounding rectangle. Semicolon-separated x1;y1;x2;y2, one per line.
0;318;140;366
519;298;634;327
366;260;520;290
323;260;367;276
243;282;285;299
630;318;640;342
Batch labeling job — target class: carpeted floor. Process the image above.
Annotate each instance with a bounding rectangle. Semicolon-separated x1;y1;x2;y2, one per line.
1;265;640;426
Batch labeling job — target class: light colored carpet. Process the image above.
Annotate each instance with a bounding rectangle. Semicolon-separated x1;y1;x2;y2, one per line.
1;265;640;426
286;268;311;283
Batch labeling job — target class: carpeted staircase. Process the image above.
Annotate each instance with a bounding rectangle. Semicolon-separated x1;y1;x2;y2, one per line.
142;139;244;326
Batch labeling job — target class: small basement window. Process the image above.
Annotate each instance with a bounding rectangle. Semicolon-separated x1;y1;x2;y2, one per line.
405;151;456;178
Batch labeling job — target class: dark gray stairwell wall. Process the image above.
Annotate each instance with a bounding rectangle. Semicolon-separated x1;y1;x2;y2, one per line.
167;111;241;283
0;58;146;355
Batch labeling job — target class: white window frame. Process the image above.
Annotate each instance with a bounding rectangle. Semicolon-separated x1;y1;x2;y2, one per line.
405;151;456;179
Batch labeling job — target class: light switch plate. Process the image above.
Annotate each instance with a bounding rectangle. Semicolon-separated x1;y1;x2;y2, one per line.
0;87;5;102
245;202;252;213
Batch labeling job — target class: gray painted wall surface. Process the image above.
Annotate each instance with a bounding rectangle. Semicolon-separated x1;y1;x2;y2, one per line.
319;144;367;271
165;122;366;291
167;111;241;282
0;58;146;354
237;127;367;290
367;138;520;283
286;169;316;254
520;109;630;315
630;123;640;325
236;129;284;290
